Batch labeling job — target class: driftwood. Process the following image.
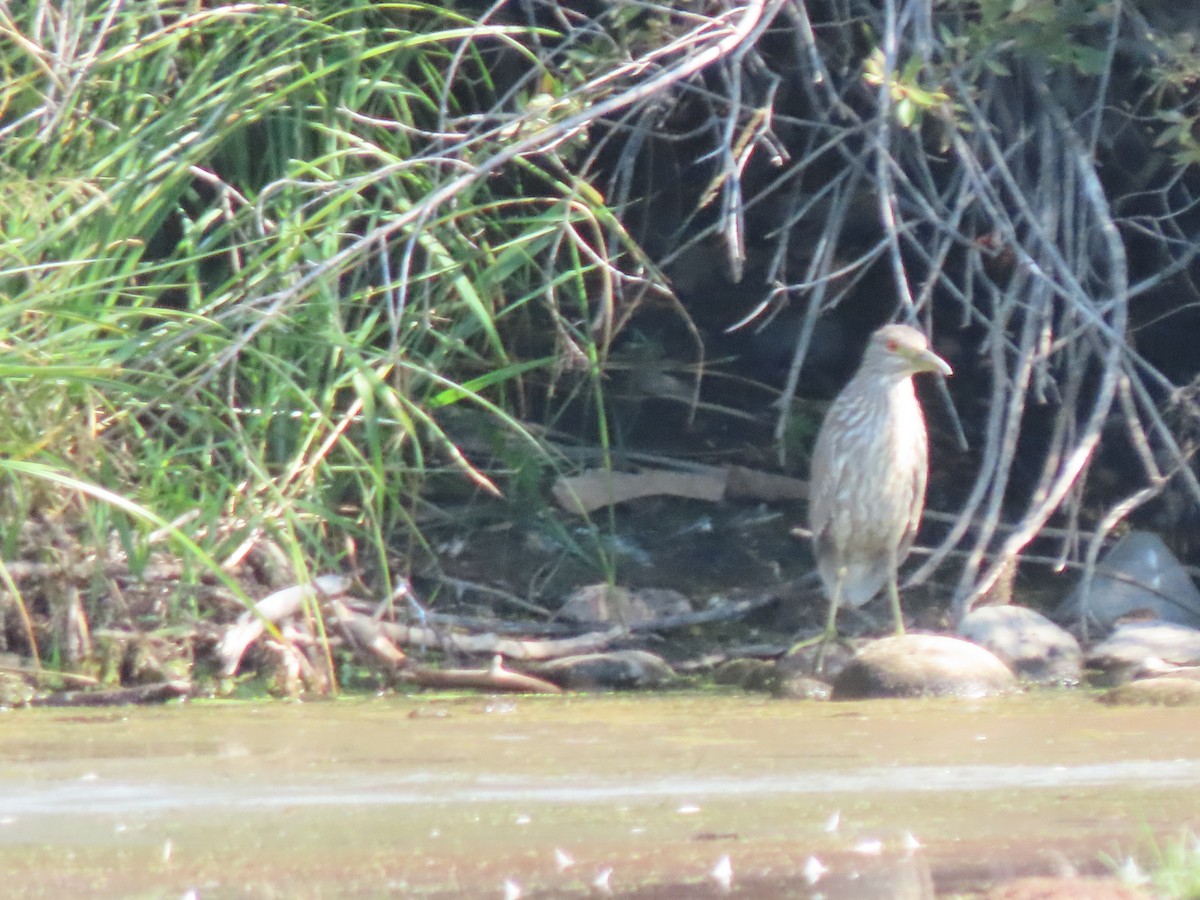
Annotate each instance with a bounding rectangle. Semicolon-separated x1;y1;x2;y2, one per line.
406;655;562;694
0;558;187;583
553;467;725;514
626;592;781;631
209;568;778;691
0;664;98;687
344;586;780;638
377;621;624;661
552;465;808;515
31;680;192;707
216;575;352;676
328;600;407;668
394;611;586;637
215;576;624;684
427;575;554;618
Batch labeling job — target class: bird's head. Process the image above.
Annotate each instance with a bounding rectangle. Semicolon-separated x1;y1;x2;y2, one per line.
865;324;953;379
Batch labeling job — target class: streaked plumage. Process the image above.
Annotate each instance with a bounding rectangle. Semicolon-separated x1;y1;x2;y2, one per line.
808;324;952;649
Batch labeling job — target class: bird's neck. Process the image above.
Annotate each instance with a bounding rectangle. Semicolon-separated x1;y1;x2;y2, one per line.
849;371;918;412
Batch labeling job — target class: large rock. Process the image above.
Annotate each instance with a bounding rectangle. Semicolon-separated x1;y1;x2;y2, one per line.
1086;621;1200;685
957;605;1082;685
1059;531;1200;629
832;634;1016;700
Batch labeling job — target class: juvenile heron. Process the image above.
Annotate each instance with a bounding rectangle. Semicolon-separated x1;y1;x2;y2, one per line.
808;323;952;651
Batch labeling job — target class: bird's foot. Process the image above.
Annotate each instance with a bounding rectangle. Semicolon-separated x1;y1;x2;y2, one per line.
784;631;849;677
814;637;833;675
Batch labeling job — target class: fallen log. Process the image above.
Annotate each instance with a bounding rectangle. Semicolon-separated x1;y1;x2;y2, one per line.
377;620;624;661
552;464;808;514
328;600;407;668
31;680;192;707
407;656;562;694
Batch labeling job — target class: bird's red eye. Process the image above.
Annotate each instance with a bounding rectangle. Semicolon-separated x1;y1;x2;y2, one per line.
885;339;899;352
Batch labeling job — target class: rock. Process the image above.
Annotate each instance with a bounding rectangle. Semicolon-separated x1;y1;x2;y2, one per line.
832;634;1016;700
772;673;832;701
713;658;777;692
779;638;860;680
559;584;692;626
1100;677;1200;707
1153;665;1200;681
772;639;855;696
534;650;674;690
957;605;1082;685
1086;621;1200;685
1059;531;1200;629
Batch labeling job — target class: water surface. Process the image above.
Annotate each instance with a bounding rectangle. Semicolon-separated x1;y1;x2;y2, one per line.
0;693;1194;897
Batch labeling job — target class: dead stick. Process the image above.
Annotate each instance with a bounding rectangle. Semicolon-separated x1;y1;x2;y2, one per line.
408;656;562;694
378;621;623;661
216;575;352;676
31;681;192;707
0;665;99;687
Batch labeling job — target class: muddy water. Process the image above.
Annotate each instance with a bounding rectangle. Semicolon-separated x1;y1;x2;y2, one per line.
0;693;1196;897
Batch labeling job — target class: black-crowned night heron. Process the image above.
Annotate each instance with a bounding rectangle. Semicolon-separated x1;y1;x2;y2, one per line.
808;323;952;653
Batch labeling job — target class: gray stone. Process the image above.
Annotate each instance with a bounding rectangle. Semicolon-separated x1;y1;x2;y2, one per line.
772;673;832;701
957;605;1082;685
1060;531;1200;629
713;658;777;692
832;634;1016;700
1085;621;1200;685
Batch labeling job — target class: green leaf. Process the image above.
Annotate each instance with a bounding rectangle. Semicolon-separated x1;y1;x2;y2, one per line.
984;57;1011;77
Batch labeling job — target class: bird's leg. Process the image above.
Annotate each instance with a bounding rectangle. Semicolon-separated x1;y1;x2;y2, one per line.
886;551;906;636
815;571;844;673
